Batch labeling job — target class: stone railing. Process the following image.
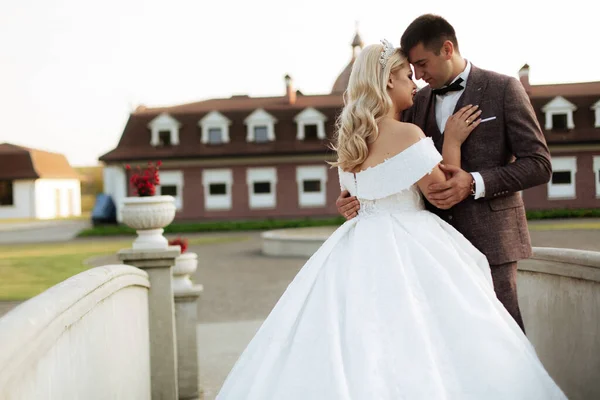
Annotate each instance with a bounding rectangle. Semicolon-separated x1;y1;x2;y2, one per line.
0;265;151;400
519;247;600;400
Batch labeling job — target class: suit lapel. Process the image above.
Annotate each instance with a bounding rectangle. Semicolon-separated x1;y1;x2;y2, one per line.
454;64;487;114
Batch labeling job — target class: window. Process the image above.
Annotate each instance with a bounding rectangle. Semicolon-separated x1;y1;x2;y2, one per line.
253;182;271;194
208;128;223;144
159;130;171;146
202;169;233;210
209;184;227;195
199;111;231;144
253;126;269;143
0;181;14;206
303;124;319;140
551;171;571;185
246;167;277;209
542;96;577;131
551;114;568;131
296;166;327;207
591;100;600;128
294;107;328;140
245;109;277;142
158;171;184;210
594;156;600;198
547;157;577;199
148;113;181;146
160;185;177;196
303;180;321;192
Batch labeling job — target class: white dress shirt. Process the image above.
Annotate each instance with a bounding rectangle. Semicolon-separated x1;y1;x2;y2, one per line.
434;61;485;199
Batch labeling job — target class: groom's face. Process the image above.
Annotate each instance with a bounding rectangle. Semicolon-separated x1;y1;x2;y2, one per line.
407;42;452;89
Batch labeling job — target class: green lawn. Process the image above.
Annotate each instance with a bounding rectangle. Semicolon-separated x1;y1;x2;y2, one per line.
0;236;247;301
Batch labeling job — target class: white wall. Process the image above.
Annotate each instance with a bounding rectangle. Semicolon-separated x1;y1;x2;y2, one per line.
0;265;151;400
519;248;600;400
0;180;35;219
35;179;81;219
103;165;127;222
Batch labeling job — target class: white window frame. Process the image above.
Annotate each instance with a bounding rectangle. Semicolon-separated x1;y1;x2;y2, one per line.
591;99;600;128
548;156;577;200
296;166;327;208
294;107;327;140
594;156;600;198
244;109;277;142
202;169;233;210
199;111;231;144
246;167;277;209
541;96;577;130
148;113;181;146
158;170;184;210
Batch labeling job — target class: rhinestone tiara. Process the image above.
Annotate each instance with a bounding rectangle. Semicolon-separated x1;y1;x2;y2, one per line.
379;39;396;69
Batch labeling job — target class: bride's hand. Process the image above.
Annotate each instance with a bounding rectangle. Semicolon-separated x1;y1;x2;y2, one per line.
444;105;482;144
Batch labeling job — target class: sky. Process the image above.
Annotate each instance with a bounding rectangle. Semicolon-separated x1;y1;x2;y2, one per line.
1;0;598;166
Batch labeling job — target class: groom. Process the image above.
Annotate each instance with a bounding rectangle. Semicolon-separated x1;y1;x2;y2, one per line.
336;14;551;332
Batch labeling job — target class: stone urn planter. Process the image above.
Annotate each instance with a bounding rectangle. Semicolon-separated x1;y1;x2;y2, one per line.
173;252;203;294
121;195;176;250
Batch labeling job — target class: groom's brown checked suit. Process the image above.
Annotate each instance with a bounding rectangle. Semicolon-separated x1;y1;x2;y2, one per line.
403;64;552;331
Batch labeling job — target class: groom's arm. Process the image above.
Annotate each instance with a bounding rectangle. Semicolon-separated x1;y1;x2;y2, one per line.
478;77;552;198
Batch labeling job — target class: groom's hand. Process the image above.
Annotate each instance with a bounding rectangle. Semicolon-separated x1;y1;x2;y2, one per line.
427;165;472;209
336;190;359;220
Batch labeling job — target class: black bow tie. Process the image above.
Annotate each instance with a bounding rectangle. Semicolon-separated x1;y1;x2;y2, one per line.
432;78;464;96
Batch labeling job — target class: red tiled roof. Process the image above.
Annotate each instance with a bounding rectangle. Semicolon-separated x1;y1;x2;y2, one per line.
0;143;80;180
529;81;600;98
134;94;344;115
100;74;600;164
100;94;344;163
529;84;600;144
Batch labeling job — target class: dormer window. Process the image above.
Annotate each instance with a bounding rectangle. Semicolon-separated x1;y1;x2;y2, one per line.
552;114;568;130
591;99;600;128
208;128;223;144
294;107;327;140
199;111;231;145
245;109;277;143
159;130;171;146
253;126;269;143
303;124;319;140
148;113;181;146
541;96;577;131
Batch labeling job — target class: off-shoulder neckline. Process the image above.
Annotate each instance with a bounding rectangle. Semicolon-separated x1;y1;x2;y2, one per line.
342;137;432;176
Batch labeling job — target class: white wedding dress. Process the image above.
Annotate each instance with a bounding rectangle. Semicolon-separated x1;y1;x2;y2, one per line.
217;138;567;399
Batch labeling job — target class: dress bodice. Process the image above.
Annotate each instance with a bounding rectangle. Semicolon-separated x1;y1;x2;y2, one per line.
338;137;442;217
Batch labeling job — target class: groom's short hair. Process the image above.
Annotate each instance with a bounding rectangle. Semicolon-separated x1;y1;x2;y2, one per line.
401;14;460;56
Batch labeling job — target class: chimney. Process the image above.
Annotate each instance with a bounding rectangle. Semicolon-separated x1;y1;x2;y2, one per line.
519;63;531;94
285;74;296;105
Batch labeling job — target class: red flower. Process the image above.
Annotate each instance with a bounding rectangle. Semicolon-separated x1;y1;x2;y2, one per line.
168;236;188;253
127;160;162;197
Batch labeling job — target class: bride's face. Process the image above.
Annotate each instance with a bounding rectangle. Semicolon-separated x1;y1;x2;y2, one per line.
387;64;417;113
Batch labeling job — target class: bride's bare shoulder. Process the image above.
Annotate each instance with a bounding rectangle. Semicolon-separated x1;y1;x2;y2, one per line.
381;120;426;152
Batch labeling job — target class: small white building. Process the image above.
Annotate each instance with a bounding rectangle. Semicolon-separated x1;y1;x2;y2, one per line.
0;143;81;220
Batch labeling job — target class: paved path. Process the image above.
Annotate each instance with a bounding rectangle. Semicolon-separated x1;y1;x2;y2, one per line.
0;220;90;245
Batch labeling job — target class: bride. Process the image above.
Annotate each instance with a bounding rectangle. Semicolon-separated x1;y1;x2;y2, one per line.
216;40;567;399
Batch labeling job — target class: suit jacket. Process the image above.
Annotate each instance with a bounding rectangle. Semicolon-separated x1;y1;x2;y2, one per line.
403;65;551;266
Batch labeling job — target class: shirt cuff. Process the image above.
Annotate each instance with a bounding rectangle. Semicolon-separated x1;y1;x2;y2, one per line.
471;172;485;199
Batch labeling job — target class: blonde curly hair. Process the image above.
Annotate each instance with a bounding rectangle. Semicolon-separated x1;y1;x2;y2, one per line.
330;43;407;171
